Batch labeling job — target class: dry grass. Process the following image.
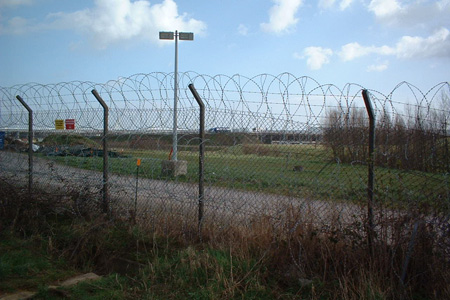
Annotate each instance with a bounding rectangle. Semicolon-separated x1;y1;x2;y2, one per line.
1;179;449;299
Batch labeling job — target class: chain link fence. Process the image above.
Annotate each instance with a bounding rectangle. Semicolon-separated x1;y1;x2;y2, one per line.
1;72;449;256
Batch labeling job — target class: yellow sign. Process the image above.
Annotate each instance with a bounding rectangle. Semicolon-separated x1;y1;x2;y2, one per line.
55;119;64;130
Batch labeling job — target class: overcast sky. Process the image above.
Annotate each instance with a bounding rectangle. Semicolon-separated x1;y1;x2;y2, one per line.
1;0;449;93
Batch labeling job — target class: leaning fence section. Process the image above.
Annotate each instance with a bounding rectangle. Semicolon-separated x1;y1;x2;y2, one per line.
0;73;449;256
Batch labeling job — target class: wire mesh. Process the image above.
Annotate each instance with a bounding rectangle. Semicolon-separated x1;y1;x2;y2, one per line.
0;73;449;252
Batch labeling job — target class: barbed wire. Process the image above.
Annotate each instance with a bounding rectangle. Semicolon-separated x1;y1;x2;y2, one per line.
2;72;448;131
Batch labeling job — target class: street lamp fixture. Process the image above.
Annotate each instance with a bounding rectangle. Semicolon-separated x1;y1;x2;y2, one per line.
159;30;194;161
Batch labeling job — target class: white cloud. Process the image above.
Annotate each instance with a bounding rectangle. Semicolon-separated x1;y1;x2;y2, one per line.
339;0;353;10
298;46;333;70
238;24;248;36
437;0;450;10
339;28;450;61
318;0;336;9
3;16;29;34
368;0;402;18
395;27;450;59
318;0;353;10
340;42;367;61
0;0;33;7
368;0;450;29
367;61;389;72
339;42;394;61
0;0;206;49
261;0;304;34
0;15;48;35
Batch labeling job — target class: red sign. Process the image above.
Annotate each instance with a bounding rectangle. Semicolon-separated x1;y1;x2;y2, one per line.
65;119;75;130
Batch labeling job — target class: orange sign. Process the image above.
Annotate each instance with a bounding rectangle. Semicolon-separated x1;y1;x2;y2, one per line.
137;159;141;166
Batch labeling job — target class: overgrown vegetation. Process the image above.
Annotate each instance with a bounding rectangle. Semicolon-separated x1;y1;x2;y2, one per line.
1;180;449;299
323;93;450;173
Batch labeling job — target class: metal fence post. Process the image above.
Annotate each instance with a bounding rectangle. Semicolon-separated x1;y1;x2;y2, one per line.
188;84;205;239
362;89;376;256
400;220;423;286
15;95;33;197
91;89;109;214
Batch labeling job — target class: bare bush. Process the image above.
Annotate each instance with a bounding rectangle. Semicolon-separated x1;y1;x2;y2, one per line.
323;93;450;173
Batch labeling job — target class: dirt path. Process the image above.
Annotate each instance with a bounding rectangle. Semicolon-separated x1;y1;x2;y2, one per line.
0;151;365;226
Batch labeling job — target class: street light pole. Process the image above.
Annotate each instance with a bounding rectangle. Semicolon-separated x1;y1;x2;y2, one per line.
159;30;194;162
173;30;179;161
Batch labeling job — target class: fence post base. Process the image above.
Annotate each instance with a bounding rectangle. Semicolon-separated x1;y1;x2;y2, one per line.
161;160;188;177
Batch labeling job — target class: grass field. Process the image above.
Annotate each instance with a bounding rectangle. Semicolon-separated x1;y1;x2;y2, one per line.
42;142;449;211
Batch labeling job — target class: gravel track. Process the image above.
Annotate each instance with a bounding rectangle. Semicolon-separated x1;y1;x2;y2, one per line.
0;151;365;226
